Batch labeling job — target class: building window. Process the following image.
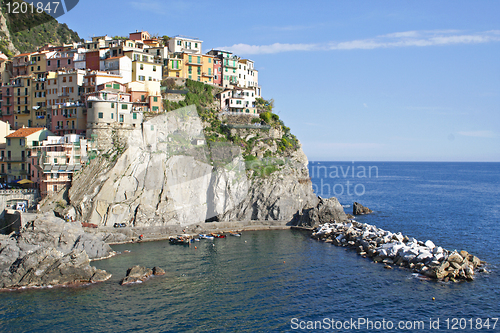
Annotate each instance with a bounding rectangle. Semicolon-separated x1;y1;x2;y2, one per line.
121;104;128;110
98;112;103;119
119;115;124;122
7;139;10;146
111;102;114;108
153;65;156;71
153;96;158;102
140;64;144;70
152;106;158;112
133;113;137;120
111;113;114;119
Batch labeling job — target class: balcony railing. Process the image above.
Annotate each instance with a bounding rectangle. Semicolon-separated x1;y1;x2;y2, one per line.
202;72;214;77
1;156;26;162
186;60;203;66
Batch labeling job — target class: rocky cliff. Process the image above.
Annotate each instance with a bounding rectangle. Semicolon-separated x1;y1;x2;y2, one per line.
66;105;346;228
0;213;113;289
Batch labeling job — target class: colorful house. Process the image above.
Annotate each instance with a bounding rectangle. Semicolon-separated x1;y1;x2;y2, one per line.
29;134;92;197
4;127;53;182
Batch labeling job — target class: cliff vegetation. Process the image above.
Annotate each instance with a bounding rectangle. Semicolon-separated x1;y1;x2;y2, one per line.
0;0;81;57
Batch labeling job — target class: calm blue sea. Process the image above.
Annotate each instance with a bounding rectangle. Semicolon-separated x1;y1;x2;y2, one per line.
1;162;499;332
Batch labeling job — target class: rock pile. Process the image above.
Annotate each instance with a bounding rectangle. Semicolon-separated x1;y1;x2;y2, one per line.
312;221;486;282
120;265;165;285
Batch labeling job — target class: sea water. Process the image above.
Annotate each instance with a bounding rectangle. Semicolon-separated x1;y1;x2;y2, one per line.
0;162;499;332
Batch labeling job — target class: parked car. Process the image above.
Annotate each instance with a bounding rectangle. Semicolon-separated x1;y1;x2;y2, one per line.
113;223;127;228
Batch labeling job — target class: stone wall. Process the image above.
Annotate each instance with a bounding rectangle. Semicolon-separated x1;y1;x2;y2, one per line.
0;189;39;218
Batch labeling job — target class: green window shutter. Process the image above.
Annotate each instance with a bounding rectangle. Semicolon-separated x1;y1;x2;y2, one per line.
153;106;158;111
121;104;128;110
98;112;103;119
111;113;114;119
105;84;112;88
133;113;137;120
111;102;114;108
153;96;158;102
113;83;120;89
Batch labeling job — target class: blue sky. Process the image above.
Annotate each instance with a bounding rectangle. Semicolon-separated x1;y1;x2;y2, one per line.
59;0;500;161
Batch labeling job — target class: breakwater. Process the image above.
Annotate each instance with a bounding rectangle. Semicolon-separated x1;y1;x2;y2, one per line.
312;220;486;282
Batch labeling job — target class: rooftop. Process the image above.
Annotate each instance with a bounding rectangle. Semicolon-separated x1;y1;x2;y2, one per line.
6;127;45;138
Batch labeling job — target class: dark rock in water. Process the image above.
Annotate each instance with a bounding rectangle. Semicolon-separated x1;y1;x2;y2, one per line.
120;265;166;285
152;266;165;275
346;214;354;219
353;202;373;215
121;266;153;285
294;197;348;228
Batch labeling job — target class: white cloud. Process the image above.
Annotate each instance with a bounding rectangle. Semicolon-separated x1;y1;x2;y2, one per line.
220;30;500;55
458;131;497;138
363;103;368;108
223;42;318;55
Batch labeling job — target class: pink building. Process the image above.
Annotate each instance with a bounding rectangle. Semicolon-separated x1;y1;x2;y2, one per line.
213;58;222;86
46;51;77;72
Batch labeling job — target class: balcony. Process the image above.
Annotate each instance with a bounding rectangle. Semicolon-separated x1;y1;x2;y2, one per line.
186;60;203;66
2;156;26;162
202;72;214;77
58;92;70;97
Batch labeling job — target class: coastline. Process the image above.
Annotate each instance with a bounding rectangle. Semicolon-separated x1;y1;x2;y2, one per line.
87;220;294;246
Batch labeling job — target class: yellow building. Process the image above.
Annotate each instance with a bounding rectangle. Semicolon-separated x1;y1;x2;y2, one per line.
182;53;203;81
201;54;214;84
164;53;184;79
11;75;34;129
28;51;50;79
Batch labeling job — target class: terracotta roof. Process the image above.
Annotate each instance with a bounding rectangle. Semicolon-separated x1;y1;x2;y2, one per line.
14;52;32;57
6;127;45;138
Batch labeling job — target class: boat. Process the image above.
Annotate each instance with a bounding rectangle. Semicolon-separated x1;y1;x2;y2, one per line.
199;234;214;240
211;233;226;239
230;232;241;237
169;236;190;245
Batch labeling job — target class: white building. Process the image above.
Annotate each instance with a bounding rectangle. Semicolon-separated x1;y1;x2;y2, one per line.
168;36;202;55
101;56;133;83
220;87;258;115
237;59;259;90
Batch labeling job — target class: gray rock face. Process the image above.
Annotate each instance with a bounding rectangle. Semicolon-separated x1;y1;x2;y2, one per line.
0;213;113;289
353;202;373;215
68;105;343;228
